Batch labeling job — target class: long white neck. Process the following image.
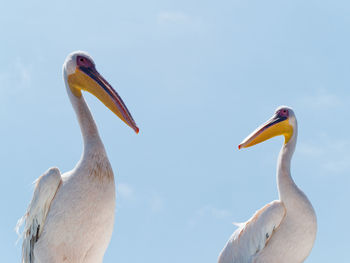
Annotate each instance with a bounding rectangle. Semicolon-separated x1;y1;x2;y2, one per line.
64;73;105;157
277;122;300;204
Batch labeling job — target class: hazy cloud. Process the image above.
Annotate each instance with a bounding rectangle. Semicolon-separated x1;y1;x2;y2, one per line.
116;183;165;213
196;205;231;219
117;182;135;200
157;11;192;25
149;193;165;213
0;58;32;113
0;58;32;91
298;137;350;175
188;204;231;227
298;143;324;157
298;90;342;110
156;11;203;32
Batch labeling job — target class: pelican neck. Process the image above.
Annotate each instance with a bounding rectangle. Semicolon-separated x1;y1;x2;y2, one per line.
276;125;299;203
64;75;105;154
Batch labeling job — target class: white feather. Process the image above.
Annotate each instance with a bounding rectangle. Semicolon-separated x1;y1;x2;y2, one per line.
218;201;286;263
218;107;317;263
17;51;120;263
17;167;61;263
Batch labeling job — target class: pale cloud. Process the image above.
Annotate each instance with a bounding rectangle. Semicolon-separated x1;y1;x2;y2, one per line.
296;90;349;174
117;182;135;200
116;184;165;213
0;58;32;90
298;137;350;175
323;158;350;174
188;204;231;227
298;143;324;157
16;58;31;87
157;11;191;25
298;90;342;109
0;58;32;112
320;139;350;174
196;205;231;219
149;193;164;213
156;11;203;31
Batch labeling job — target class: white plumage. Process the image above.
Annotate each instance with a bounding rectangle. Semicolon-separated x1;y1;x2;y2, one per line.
18;168;62;263
219;201;286;263
17;51;138;263
218;106;317;263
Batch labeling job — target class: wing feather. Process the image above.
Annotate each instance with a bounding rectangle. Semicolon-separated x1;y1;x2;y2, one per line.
16;167;62;263
218;200;286;263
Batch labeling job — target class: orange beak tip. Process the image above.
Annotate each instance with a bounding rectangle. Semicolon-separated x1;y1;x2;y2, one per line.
135;127;140;134
238;144;242;150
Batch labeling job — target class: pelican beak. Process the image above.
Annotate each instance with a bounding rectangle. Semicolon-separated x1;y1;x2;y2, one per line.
68;66;139;133
238;113;293;149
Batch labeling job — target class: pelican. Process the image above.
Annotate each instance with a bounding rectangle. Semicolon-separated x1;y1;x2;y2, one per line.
17;51;139;263
218;106;317;263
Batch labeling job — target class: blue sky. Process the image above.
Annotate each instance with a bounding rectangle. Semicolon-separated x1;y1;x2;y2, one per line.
1;0;349;262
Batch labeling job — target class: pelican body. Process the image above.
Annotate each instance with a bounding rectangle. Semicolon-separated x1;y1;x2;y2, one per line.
18;51;139;263
218;106;317;263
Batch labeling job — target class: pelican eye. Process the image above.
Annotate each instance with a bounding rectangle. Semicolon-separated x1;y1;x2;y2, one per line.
278;109;289;117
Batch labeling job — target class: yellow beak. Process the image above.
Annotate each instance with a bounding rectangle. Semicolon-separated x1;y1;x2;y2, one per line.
238;114;293;149
68;66;139;133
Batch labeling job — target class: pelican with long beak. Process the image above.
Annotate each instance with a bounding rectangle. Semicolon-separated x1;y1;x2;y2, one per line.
218;106;317;263
17;51;139;263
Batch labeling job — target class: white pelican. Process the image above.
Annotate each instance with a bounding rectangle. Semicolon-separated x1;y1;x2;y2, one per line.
17;51;139;263
218;106;317;263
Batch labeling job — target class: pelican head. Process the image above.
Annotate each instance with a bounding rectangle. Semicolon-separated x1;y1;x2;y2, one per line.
238;106;296;149
63;51;139;133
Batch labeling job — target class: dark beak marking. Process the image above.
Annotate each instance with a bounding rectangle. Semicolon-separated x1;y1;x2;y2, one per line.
79;66;137;129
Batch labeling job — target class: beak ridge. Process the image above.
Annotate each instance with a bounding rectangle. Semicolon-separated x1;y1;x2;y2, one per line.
238;114;288;149
79;66;139;133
